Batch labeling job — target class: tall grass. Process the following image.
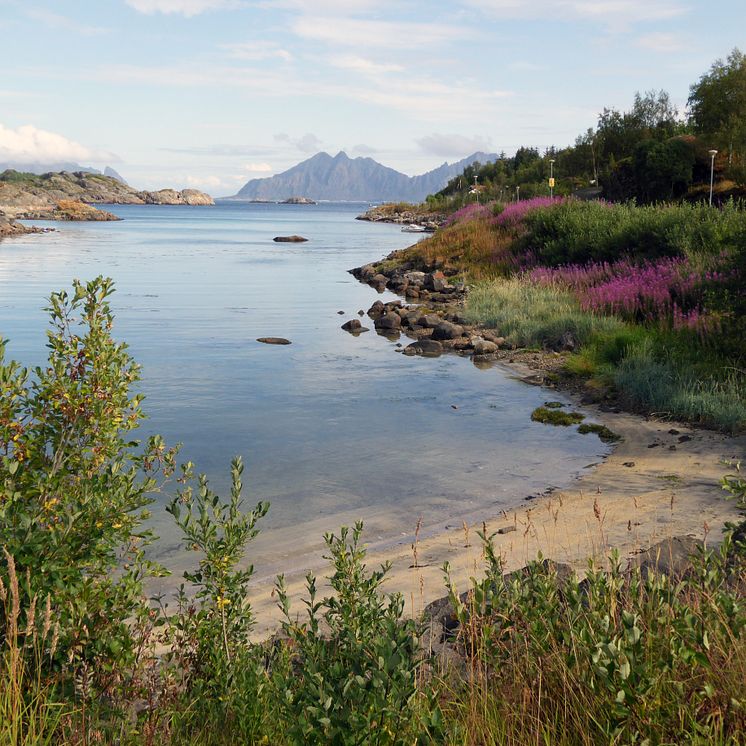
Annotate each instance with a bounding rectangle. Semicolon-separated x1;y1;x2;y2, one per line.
439;536;746;745
614;338;746;432
0;551;65;746
465;279;624;348
404;218;517;279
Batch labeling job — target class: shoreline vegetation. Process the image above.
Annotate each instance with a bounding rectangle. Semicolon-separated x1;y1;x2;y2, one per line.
2;47;746;746
1;232;744;743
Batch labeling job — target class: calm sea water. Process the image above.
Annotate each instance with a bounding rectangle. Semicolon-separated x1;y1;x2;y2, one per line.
2;203;607;577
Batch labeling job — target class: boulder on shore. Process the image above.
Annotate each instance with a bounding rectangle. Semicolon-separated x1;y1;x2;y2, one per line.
431;321;465;341
374;313;402;331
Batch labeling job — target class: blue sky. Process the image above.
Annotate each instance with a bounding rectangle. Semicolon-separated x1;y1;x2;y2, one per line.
0;0;742;195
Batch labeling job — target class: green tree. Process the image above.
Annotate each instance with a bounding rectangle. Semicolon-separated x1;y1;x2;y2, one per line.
688;48;746;163
633;138;695;203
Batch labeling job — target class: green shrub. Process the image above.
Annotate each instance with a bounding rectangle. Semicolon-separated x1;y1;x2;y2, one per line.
273;523;441;745
0;278;178;689
520;199;746;266
440;531;746;745
162;458;271;744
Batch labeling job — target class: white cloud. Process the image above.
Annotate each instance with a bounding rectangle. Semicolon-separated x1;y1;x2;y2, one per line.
328;55;403;75
45;62;513;124
125;0;241;17
273;132;324;152
244;162;273;172
222;41;294;62
0;124;118;165
416;133;495;158
509;60;546;71
296;133;323;152
350;143;378;155
184;174;223;187
268;0;387;12
291;17;471;49
464;0;686;25
635;32;685;53
25;9;108;35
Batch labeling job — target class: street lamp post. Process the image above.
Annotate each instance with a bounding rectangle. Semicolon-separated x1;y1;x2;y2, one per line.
708;150;718;206
549;159;555;199
516;185;520;202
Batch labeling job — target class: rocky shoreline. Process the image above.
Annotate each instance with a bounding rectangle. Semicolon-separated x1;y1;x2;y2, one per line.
355;203;445;230
349;251;583;387
0;170;214;220
0;210;48;239
20;200;121;222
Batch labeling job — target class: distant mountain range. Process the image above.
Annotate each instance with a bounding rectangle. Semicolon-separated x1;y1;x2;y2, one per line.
227;151;498;202
0;162;128;184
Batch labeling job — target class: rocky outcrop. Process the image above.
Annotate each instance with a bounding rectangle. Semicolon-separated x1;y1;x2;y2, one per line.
20;200;121;221
139;189;214;206
280;196;316;205
355;204;445;229
0;210;44;239
0;170;214;218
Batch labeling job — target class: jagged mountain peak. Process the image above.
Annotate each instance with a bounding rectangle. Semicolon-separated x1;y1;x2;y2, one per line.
230;151;497;202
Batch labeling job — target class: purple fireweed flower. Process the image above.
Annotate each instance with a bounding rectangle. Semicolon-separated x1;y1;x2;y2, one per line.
528;255;730;335
495;197;564;227
444;202;495;226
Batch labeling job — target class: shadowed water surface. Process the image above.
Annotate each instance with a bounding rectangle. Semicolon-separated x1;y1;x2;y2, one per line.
2;203;608;580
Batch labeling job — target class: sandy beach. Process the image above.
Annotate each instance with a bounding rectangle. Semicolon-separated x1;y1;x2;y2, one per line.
247;358;745;639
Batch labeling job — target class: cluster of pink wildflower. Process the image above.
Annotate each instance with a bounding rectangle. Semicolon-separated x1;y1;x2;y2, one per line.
495;197;563;227
443;202;494;226
672;305;720;335
530;256;729;334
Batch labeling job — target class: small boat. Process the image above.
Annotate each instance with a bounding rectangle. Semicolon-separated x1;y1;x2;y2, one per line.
401;224;426;233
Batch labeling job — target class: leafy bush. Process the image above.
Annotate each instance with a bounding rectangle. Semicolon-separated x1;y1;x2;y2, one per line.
274;522;440;745
520;199;746;266
0;278;178;688
161;459;272;744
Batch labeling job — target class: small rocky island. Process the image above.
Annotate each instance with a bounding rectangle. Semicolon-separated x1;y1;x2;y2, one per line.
280;196;316;204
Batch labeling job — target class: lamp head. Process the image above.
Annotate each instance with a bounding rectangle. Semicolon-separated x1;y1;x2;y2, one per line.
709;149;718;157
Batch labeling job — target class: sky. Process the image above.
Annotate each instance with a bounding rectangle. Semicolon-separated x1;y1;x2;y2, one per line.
0;0;743;195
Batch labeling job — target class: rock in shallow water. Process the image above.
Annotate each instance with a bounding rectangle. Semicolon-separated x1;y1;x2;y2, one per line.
273;235;308;242
402;339;443;358
341;319;369;333
257;337;291;345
